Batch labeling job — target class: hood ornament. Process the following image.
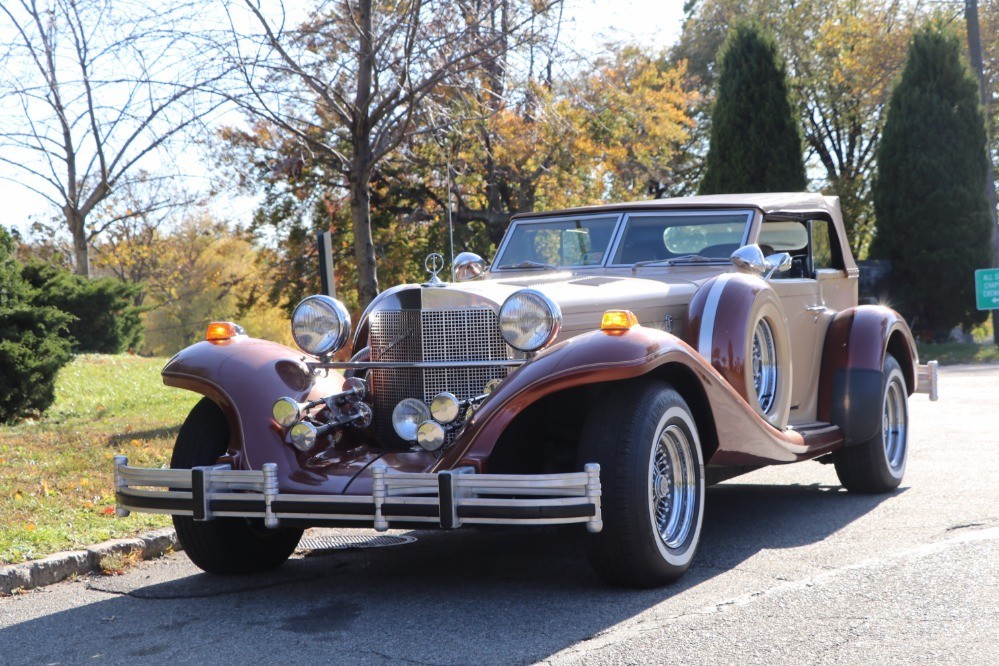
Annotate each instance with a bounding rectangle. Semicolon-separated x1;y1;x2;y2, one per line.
422;252;446;287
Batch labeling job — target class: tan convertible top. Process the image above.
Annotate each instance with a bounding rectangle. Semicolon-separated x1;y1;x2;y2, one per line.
513;192;844;223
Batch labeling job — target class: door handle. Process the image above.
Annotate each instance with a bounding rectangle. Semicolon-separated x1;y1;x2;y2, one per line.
805;305;825;313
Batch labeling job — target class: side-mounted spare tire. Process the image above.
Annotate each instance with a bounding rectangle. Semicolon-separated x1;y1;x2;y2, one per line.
687;273;792;429
172;398;302;574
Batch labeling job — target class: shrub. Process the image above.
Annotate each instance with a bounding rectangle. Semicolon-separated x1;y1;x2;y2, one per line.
871;26;993;339
699;22;807;194
0;227;73;423
20;260;143;353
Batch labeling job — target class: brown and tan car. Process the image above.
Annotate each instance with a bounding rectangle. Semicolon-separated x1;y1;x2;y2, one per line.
114;192;938;587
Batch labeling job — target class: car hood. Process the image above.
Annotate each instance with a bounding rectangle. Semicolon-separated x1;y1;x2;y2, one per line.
393;271;701;341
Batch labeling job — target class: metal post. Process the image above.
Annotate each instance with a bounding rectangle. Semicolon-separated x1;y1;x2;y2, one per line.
317;230;336;298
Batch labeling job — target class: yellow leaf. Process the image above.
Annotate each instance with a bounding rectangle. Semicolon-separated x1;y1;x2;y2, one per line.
80;478;90;487
14;491;23;502
25;522;36;532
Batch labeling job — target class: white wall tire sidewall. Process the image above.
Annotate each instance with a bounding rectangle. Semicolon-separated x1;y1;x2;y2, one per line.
647;404;705;567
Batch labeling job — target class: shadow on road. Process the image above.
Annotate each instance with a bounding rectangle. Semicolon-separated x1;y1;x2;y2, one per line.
1;481;899;664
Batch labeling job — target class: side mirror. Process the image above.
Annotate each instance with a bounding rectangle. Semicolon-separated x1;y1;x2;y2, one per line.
453;252;486;281
763;252;792;280
730;245;767;276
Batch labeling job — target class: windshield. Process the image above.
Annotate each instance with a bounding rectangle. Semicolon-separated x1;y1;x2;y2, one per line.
494;215;618;269
613;211;753;264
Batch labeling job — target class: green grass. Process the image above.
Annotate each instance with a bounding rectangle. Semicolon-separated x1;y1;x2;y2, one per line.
916;341;999;365
0;355;199;565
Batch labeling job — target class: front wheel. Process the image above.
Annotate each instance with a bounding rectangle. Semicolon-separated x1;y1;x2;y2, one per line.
172;398;302;574
833;355;909;493
579;380;704;587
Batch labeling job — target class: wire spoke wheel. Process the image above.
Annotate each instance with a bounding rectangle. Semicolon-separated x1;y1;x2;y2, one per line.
752;318;777;414
650;424;698;550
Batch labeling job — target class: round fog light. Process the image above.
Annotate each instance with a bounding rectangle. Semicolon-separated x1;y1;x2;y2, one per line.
417;421;446;452
272;397;303;428
289;422;318;451
392;398;431;441
430;392;461;424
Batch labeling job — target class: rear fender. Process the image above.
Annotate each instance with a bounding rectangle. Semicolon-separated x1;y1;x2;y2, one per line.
818;306;918;445
162;337;349;486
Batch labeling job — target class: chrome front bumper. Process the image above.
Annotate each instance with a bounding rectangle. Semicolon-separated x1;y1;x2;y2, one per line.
113;457;603;533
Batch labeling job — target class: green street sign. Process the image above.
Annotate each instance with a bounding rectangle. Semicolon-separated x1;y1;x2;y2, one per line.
975;268;999;310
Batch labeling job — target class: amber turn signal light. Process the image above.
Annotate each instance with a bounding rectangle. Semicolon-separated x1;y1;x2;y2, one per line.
206;321;242;341
601;310;639;331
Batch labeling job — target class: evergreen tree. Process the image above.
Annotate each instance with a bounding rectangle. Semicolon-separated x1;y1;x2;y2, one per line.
871;26;992;340
699;23;806;194
0;227;73;423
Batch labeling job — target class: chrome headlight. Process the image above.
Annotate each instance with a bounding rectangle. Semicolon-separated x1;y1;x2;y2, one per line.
291;295;351;356
498;289;561;352
392;398;431;441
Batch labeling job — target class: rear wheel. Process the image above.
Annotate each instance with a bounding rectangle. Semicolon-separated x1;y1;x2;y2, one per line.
172;398;302;574
580;380;704;587
833;355;908;493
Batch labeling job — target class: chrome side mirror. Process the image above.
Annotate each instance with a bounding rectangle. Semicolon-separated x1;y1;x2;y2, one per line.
763;252;792;280
730;245;767;276
453;252;486;281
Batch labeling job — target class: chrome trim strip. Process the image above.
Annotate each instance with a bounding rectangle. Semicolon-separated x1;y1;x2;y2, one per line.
309;359;526;370
697;273;733;359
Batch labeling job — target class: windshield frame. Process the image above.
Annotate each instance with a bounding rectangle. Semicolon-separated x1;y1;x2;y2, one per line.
606;209;755;268
491;212;624;272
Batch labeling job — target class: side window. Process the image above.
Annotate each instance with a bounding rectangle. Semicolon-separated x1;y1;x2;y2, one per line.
758;220;809;278
809;219;843;272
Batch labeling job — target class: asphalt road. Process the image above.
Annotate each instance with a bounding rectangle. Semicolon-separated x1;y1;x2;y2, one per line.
2;365;997;665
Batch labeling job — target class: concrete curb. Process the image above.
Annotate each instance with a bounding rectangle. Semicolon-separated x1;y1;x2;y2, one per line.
0;528;181;595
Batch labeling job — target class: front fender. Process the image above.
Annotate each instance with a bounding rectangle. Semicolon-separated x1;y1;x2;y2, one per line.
162;337;358;491
434;326;693;471
435;323;840;472
818;305;919;445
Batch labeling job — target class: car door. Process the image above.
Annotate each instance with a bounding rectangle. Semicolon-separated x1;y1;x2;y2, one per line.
759;218;840;424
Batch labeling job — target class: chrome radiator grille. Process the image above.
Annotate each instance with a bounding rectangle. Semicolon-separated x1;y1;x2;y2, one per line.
369;308;512;446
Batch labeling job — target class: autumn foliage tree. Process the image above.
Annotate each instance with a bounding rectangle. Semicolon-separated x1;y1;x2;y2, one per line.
871;25;992;339
699;23;806;194
676;0;919;255
225;0;561;307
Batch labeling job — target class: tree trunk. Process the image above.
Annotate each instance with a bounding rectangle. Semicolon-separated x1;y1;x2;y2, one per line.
67;208;90;277
349;167;378;307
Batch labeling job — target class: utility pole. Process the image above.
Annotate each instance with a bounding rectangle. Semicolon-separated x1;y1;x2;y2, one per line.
965;0;999;345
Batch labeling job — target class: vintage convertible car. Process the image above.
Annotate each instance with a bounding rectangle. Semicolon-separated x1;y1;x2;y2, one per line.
114;192;938;587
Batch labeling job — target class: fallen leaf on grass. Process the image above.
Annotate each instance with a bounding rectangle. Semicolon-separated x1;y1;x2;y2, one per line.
24;522;35;531
100;506;115;515
14;491;23;502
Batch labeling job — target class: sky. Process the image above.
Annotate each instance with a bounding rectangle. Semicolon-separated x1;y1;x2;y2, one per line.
0;0;687;236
